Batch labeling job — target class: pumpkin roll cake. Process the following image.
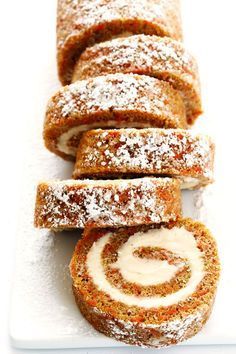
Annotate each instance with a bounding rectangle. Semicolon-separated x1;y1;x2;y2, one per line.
57;0;182;84
44;74;187;160
70;218;220;348
34;177;181;230
73;128;214;189
72;35;201;124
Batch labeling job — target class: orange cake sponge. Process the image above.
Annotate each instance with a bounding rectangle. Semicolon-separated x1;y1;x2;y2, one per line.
70;218;220;348
34;177;181;230
57;0;182;84
73;128;214;189
72;35;201;124
44;74;187;160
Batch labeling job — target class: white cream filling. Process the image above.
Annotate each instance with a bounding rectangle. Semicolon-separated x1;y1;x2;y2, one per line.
57;121;152;156
111;238;183;286
86;227;204;308
180;177;200;190
110;32;133;40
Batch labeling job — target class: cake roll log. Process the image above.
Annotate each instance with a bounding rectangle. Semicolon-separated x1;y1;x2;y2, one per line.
57;0;182;84
72;35;201;124
70;218;220;348
34;177;181;230
73;128;214;189
44;74;187;160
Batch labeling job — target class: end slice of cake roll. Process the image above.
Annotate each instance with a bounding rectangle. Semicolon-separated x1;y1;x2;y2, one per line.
73;128;215;189
34;177;181;230
72;35;202;124
70;218;220;348
44;74;187;160
57;0;182;84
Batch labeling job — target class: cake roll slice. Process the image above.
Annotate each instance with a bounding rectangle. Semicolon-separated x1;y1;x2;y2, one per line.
70;218;220;348
57;0;182;84
72;35;201;124
34;177;181;230
73;128;214;189
44;74;187;160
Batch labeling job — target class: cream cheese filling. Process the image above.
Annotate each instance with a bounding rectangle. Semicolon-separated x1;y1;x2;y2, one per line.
57;121;153;156
86;227;204;308
180;177;200;190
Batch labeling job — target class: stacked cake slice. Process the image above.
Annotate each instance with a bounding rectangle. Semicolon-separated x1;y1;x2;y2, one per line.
72;128;214;188
35;178;181;229
34;0;220;348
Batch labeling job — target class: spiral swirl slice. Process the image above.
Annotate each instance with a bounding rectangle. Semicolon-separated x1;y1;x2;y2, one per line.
70;219;220;348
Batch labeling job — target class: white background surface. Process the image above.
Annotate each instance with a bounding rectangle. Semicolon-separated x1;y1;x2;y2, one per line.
1;0;236;353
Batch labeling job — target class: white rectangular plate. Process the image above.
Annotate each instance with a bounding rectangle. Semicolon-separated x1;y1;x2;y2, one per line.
9;0;236;350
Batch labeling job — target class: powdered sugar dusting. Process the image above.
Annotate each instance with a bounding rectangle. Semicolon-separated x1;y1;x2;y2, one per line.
36;177;180;229
72;34;201;122
74;35;197;85
57;0;182;48
74;128;214;185
89;305;205;348
48;73;184;121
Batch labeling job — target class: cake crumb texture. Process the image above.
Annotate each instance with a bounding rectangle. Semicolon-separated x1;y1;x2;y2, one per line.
34;177;182;229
